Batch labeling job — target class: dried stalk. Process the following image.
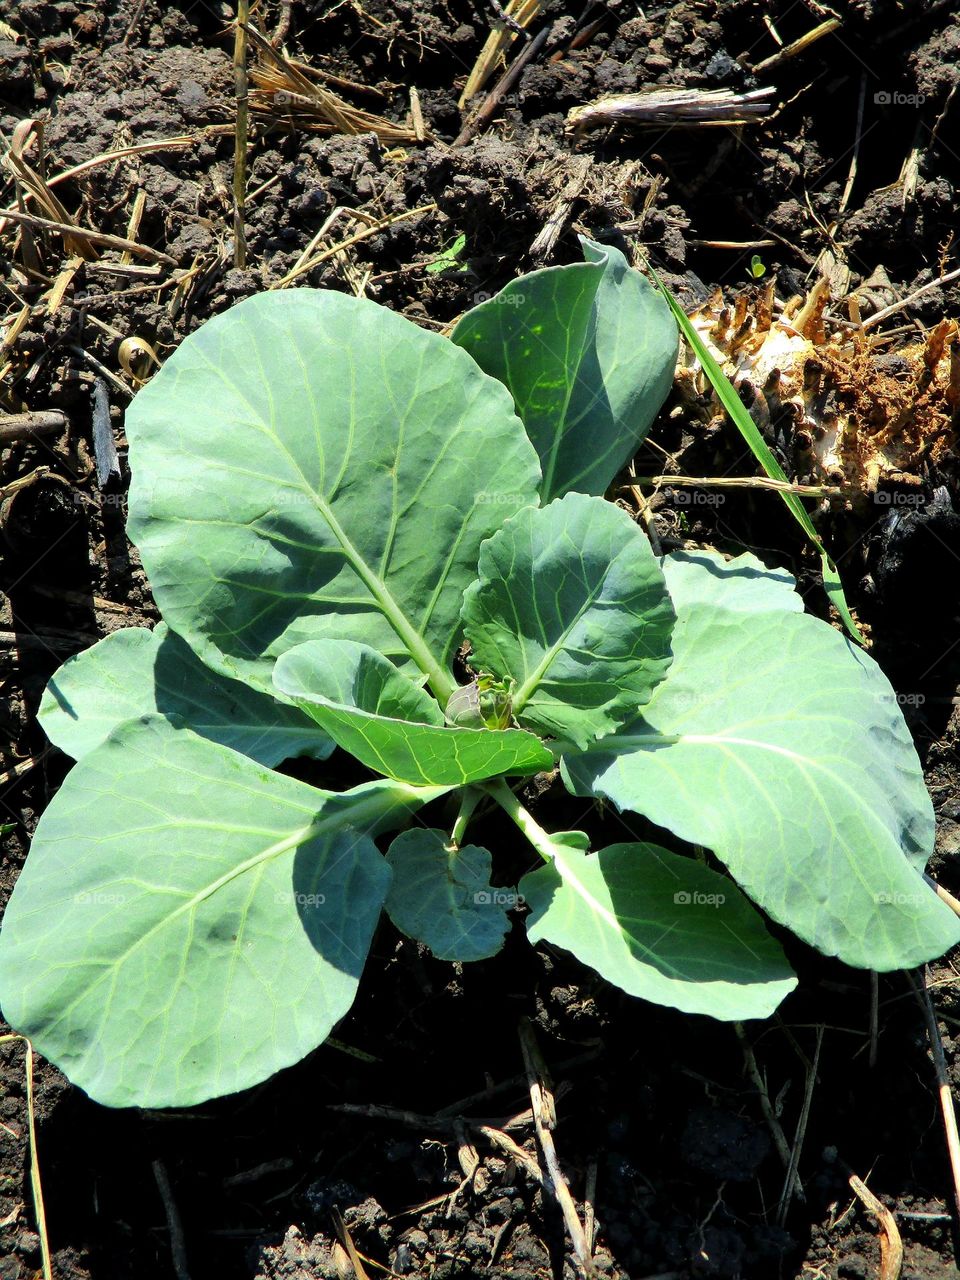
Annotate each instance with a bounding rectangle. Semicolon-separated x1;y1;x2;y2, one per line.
459;0;541;108
567;86;775;136
753;18;841;73
233;0;250;268
0;205;176;265
247;24;420;144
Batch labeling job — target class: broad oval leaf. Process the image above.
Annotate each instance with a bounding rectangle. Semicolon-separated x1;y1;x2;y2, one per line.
521;842;796;1020
563;552;960;970
273;639;555;786
385;829;516;961
39;624;331;766
462;493;675;748
0;716;446;1108
451;237;679;502
125;289;541;702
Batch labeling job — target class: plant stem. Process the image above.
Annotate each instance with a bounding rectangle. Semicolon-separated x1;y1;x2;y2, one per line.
450;787;482;847
483;777;555;864
232;0;250;268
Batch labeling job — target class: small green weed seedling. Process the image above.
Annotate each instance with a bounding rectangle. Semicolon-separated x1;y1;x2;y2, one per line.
1;241;956;1108
424;231;470;275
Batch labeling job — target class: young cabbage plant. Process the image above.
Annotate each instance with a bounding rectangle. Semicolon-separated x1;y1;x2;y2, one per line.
0;240;956;1110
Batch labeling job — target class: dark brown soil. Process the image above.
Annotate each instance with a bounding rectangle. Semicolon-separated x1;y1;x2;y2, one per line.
2;2;960;1278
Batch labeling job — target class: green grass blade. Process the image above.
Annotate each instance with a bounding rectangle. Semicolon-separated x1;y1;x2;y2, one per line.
649;268;863;643
0;1035;53;1280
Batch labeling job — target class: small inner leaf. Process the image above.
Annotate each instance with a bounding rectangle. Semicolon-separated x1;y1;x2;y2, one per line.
462;492;675;748
274;639;554;786
445;675;515;729
385;829;516;961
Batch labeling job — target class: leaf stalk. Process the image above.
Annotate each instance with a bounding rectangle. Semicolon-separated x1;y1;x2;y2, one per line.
484;777;557;864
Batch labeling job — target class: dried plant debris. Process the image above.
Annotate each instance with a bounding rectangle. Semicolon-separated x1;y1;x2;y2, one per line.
246;25;421;144
459;0;541;108
674;279;960;494
567;86;775;137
